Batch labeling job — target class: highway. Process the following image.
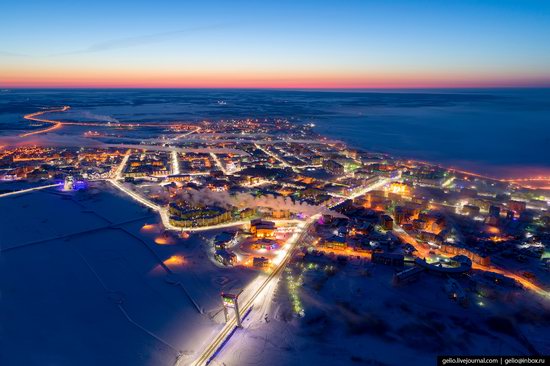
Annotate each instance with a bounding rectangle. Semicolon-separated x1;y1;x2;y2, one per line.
185;218;314;366
326;177;392;209
0;183;62;198
108;149;162;211
209;152;228;175
108;178;161;211
113;150;131;179
345;178;391;201
18;105;200;138
392;224;431;258
108;180;255;232
472;263;550;299
173;127;202;140
20;106;70;137
171;150;180;175
254;143;291;168
109;180;250;232
107;152;255;232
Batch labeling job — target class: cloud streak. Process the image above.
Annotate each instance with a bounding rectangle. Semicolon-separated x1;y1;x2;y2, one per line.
0;51;31;58
53;24;230;56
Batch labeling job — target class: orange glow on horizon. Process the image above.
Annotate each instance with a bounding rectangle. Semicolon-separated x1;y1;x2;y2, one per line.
2;65;549;89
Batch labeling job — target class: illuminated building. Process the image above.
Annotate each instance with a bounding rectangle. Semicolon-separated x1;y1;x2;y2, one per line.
418;231;443;245
250;219;276;238
214;232;237;250
409;169;446;187
311;155;323;165
415;255;472;274
362;190;391;210
412;218;427;230
394;205;421;224
124;152;170;177
379;214;394;230
166;174;191;182
462;204;480;216
418;212;446;233
215;249;237;266
439;244;490;266
508;200;527;213
63;176;75;191
394;206;408;224
238;207;256;219
270;209;290;219
252;256;270;269
169;202;231;228
388;182;410;196
322;159;344;175
323;235;347;250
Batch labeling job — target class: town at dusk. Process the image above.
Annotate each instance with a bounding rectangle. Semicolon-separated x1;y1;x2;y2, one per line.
1;1;549;366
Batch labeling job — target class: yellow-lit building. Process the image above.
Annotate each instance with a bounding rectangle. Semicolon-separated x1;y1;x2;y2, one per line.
250;219;276;238
388;182;411;196
440;244;490;266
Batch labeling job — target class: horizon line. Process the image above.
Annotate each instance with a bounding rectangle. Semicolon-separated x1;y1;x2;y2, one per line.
3;85;550;91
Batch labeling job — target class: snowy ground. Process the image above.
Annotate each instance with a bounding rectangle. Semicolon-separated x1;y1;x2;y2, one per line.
2;182;548;366
0;182;256;366
214;261;550;366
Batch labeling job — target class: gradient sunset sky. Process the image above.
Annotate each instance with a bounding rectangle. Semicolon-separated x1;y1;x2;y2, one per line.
1;0;549;88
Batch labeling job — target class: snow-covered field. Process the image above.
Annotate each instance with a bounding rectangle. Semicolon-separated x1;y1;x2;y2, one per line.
214;261;550;366
2;183;549;366
0;183;256;366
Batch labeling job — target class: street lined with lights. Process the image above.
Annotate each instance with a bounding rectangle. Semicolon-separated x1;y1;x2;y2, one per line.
0;183;62;198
